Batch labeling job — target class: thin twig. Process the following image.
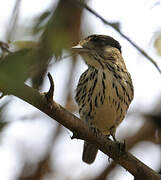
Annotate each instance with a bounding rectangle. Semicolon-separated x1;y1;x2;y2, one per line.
71;0;161;74
6;0;22;41
0;93;4;99
44;72;54;107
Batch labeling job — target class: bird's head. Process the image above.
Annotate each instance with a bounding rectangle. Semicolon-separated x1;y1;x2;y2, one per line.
72;34;122;69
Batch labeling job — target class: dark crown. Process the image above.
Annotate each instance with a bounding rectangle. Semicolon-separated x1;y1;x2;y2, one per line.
86;34;121;53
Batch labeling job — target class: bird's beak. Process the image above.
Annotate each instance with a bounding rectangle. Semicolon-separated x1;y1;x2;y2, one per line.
72;44;89;53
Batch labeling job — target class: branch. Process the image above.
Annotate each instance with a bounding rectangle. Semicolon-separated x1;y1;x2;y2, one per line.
70;0;161;75
93;119;158;180
0;74;160;179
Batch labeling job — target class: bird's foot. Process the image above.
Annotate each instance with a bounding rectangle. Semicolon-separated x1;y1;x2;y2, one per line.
115;139;126;156
108;126;126;155
89;125;101;137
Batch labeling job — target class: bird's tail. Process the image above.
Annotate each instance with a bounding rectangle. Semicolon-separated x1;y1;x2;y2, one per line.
82;141;98;164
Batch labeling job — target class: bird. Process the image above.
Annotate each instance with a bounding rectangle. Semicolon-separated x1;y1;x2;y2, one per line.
72;34;134;164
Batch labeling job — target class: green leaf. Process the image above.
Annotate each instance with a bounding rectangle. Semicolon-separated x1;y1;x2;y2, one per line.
0;49;31;89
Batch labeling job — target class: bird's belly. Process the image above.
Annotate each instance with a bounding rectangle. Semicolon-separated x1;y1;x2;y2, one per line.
77;69;129;136
92;101;118;135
